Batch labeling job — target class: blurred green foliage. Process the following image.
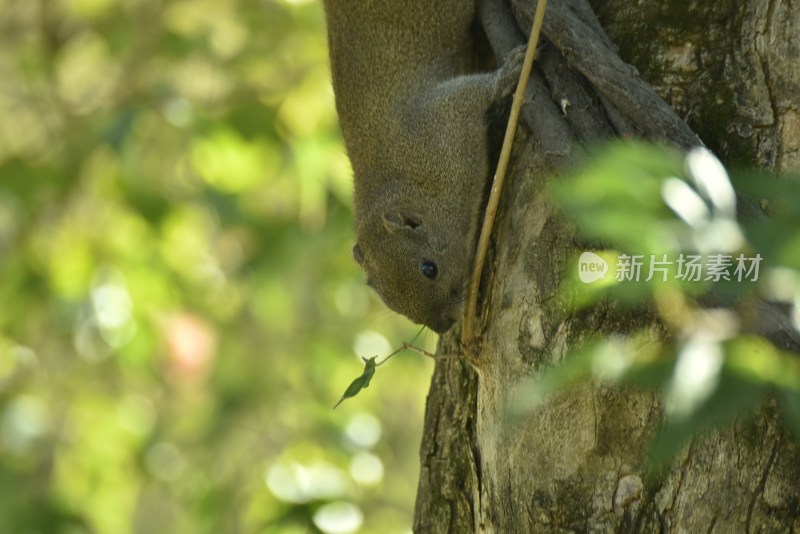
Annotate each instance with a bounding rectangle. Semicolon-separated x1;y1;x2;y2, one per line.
526;141;800;462
0;0;436;532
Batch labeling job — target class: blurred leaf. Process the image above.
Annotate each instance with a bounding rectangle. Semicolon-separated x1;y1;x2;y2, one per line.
191;129;278;193
729;168;800;220
550;141;682;254
651;368;767;466
725;335;800;391
780;389;800;442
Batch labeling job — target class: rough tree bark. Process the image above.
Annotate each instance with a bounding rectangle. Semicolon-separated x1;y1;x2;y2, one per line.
413;1;800;532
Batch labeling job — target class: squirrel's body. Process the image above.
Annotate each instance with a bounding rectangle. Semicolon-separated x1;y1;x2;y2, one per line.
323;0;521;333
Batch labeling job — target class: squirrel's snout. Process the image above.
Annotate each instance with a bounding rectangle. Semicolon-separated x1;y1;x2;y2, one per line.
429;314;457;334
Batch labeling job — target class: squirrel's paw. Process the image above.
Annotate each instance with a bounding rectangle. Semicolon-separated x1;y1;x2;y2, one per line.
494;44;527;98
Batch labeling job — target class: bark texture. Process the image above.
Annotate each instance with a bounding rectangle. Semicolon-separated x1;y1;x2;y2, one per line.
414;1;800;532
594;0;800;173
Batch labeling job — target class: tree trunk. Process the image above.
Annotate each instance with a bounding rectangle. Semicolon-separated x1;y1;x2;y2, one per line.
413;1;800;532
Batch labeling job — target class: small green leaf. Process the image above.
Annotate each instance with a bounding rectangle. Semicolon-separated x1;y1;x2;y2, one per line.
333;356;378;409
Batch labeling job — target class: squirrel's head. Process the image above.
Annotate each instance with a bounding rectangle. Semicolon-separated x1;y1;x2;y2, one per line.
353;209;468;333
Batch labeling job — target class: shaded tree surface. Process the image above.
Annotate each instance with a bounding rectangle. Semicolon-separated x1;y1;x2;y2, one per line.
413;0;800;532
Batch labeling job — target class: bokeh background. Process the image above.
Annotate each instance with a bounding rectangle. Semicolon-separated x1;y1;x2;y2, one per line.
0;0;437;532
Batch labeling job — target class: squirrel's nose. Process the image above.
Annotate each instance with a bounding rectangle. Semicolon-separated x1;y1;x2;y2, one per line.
429;315;457;334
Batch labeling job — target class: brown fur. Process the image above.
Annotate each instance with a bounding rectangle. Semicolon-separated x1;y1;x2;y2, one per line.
323;0;522;333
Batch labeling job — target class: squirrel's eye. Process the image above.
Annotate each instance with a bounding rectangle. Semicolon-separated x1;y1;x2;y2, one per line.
420;261;438;280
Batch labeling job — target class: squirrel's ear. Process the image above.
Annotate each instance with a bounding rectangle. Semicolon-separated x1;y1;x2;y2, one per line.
352;244;364;265
382;211;421;233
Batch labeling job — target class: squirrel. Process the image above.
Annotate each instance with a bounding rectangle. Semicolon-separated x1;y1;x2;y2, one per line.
322;0;524;333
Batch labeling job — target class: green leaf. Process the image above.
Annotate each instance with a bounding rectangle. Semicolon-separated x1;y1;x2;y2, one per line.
333;356;378;409
549;140;683;255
